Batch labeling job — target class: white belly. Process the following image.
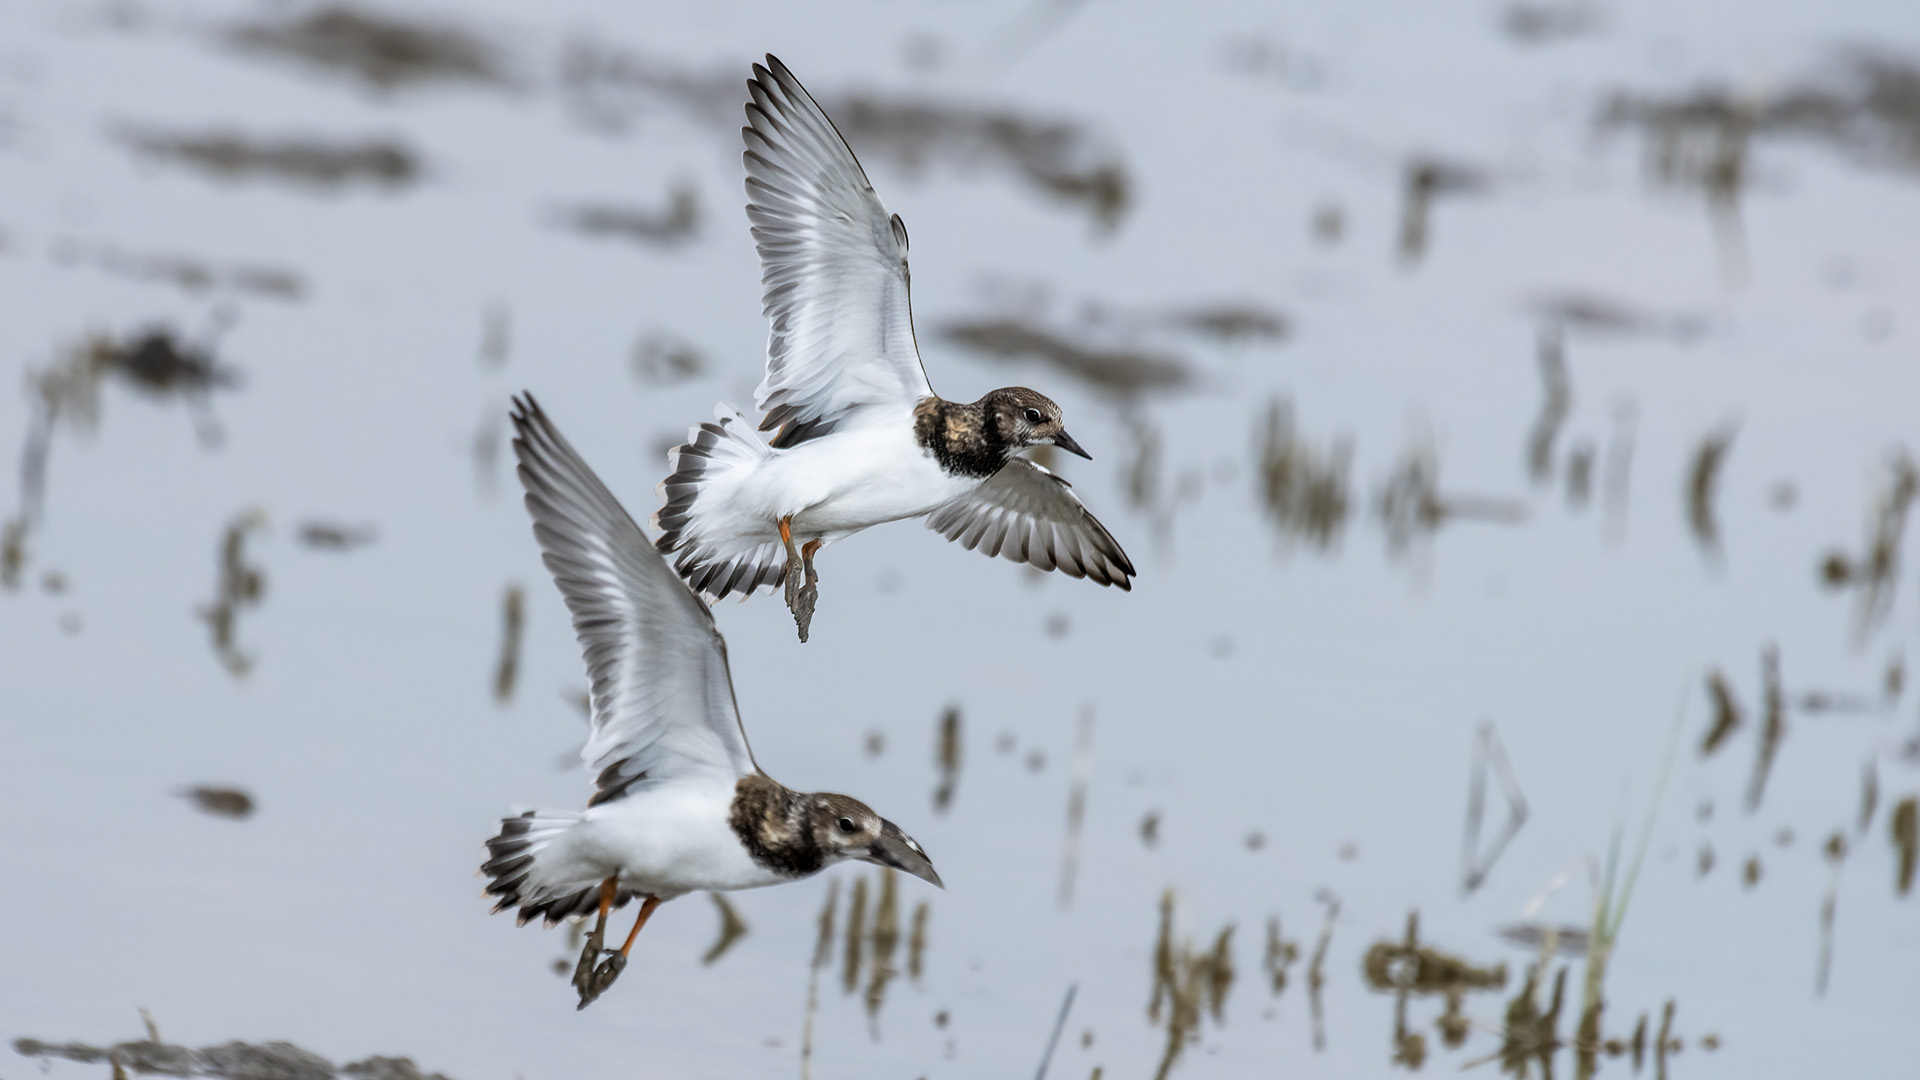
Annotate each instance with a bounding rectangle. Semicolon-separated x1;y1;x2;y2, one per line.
741;416;978;538
570;779;786;898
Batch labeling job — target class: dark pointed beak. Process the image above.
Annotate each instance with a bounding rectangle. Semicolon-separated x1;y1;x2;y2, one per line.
866;819;943;889
1051;428;1092;460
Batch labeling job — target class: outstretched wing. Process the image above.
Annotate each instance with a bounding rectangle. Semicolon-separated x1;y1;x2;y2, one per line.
925;458;1136;589
510;395;757;805
744;54;932;447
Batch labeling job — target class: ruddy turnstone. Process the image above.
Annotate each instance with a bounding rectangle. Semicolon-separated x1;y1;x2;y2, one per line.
483;394;941;1009
654;55;1134;642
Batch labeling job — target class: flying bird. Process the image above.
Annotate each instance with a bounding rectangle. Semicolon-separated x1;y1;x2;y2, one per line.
483;394;941;1009
655;55;1134;642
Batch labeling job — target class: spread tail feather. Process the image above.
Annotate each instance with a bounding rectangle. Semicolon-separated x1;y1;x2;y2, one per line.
481;810;632;927
652;404;787;600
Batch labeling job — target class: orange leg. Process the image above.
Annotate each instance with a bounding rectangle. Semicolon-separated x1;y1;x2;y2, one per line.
617;895;664;958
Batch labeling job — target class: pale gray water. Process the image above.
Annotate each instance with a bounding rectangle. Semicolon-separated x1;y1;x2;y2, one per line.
3;1;1919;1077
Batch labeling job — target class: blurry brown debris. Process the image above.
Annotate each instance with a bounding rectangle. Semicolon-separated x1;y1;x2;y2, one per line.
939;318;1191;401
1397;155;1488;267
1256;398;1352;551
1495;962;1567;1075
1599;87;1753;280
799;879;838;1080
1685;424;1737;563
1059;709;1094;908
297;521;377;551
1525;328;1571;486
1146;890;1236;1080
841;875;869;997
1495;923;1591;956
178;785;255;820
1365;912;1507;1069
1165;304;1289;345
1529;292;1707;342
1;515;26;590
1263;916;1300;995
1857;759;1879;835
700;892;749;966
932;705;961;814
1378;435;1526;557
1817;449;1917;647
14;1033;454;1080
907;900;929;982
1461;723;1527;894
1502;1;1604;43
555;46;1131;228
123;129;420;190
865;870;901;1032
1745;644;1784;813
631;329;705;385
199;508;267;679
1307;893;1339;1052
1565;442;1595;509
550;186;698;247
831;96;1131;230
1699;668;1743;757
1603;53;1920;181
1139;810;1161;849
1892;797;1917;896
58;241;304;301
226;5;510;91
493;584;525;704
1364;912;1508;995
479;302;510;368
1816;831;1847;995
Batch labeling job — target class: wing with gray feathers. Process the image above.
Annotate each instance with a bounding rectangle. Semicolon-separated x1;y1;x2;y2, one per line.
510;395;757;804
925;458;1136;589
744;54;932;446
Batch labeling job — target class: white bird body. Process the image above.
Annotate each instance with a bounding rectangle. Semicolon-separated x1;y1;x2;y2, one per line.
529;780;787;902
652;56;1134;618
686;404;975;551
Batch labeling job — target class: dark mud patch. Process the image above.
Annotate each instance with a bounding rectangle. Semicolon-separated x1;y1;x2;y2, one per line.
226;5;511;92
122;129;420;191
177;785;255;820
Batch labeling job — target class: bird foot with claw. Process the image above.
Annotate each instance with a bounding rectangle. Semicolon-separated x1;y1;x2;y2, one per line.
575;951;627;1010
785;558;815;643
570;921;607;999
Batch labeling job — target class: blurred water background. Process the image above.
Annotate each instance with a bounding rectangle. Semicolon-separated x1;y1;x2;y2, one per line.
3;0;1919;1077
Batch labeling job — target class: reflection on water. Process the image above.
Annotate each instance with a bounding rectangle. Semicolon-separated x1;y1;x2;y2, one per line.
491;584;524;704
1255;397;1351;552
1146;890;1236;1080
5;3;1918;1077
1684;426;1737;565
700;892;749;966
199;508;267;679
15;1030;455;1080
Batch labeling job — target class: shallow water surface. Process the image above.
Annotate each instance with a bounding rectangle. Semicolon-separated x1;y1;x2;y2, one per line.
3;1;1919;1078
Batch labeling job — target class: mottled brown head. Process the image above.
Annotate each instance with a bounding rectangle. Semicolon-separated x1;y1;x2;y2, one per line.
806;792;943;888
982;388;1091;460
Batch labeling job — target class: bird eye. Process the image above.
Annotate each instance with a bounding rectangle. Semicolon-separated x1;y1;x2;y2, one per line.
837;817;857;833
1024;407;1042;423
